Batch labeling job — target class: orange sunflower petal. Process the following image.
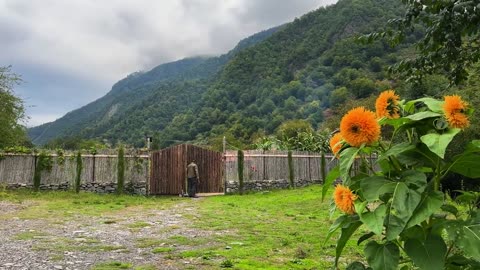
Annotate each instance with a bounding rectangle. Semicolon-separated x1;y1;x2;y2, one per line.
443;95;470;129
375;90;400;119
329;133;343;156
340;107;381;147
334;184;357;214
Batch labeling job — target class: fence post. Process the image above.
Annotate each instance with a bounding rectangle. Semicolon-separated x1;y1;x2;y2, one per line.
320;152;326;184
288;150;294;188
238;149;244;195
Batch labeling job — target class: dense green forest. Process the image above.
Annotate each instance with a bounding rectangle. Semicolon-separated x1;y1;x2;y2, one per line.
27;0;478;151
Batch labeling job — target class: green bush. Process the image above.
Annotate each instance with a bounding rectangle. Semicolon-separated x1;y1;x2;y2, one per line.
117;145;125;194
238;150;244;195
74;151;82;193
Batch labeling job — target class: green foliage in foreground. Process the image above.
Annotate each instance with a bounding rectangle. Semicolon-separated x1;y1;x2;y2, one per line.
324;93;480;269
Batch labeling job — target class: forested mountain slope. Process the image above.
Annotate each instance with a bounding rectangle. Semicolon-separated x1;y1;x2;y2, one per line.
154;0;409;148
30;0;410;148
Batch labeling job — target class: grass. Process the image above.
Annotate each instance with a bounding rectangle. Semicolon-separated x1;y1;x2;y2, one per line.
0;189;182;220
152;247;174;253
92;261;132;270
14;230;49;240
1;185;366;269
187;185;366;269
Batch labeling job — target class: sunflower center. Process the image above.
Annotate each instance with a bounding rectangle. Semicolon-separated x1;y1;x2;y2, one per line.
350;125;360;133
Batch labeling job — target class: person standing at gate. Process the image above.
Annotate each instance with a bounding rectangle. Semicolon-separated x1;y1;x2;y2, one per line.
187;160;200;198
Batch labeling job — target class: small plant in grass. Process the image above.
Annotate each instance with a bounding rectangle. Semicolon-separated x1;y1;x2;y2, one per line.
152;247;174;253
117;145;125;194
324;90;480;269
220;259;234;268
92;261;132;270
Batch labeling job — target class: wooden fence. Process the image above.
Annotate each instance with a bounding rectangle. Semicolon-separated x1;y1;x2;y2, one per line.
0;152;149;190
224;150;338;182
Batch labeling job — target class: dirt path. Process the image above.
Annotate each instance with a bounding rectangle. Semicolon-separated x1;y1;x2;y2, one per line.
0;199;218;270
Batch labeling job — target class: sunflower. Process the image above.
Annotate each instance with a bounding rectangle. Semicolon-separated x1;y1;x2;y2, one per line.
334;184;357;214
340;107;381;147
375;90;400;119
443;95;470;129
329;133;343;156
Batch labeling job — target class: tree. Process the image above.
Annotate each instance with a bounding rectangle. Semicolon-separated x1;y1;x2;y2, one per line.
363;0;480;85
0;66;29;148
275;119;313;142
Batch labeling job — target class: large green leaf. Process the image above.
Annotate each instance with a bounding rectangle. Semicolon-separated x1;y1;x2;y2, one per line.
457;224;480;261
402;170;427;193
360;204;387;235
340;147;360;184
335;220;363;267
406;190;443;228
420;128;461;158
386;214;406;241
465;140;480;153
379;117;412;130
324;215;349;244
404;233;447;270
392;183;421;215
321;165;339;201
364;241;399;270
404;97;444;113
346;261;367;270
450;153;480;178
378;142;415;162
386;182;422;240
405;111;442;121
360;176;392;201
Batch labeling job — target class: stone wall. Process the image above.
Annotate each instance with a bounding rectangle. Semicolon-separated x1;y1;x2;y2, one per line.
4;181;147;195
225;178;323;193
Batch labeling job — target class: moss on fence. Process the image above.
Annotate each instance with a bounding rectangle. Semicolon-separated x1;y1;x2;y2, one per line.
117;146;125;194
75;151;82;193
238;150;244;195
288;150;294;188
33;151;53;191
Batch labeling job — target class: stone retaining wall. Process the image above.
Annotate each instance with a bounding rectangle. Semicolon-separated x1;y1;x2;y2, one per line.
225;179;322;193
4;181;147;195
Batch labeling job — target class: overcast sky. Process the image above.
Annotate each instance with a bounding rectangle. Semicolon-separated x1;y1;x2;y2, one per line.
0;0;337;127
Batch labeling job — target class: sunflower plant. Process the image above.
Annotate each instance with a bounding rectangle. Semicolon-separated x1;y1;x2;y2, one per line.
323;90;480;269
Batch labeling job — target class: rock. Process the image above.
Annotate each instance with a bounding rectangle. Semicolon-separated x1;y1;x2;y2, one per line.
53;265;63;269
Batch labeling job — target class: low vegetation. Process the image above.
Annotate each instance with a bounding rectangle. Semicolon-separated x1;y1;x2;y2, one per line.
1;186;367;269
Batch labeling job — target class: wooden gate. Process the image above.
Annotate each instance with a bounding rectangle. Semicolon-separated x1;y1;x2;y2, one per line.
149;144;223;195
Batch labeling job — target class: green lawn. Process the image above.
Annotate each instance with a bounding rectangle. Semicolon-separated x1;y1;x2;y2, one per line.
0;185;366;269
189;186;365;269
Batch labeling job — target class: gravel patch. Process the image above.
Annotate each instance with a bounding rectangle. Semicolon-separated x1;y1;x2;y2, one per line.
0;199;218;270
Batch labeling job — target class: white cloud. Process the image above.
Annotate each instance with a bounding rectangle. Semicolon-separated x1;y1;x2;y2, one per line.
0;0;338;126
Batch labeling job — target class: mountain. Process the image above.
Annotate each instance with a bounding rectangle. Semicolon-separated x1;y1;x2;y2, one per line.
28;26;282;145
30;0;410;149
